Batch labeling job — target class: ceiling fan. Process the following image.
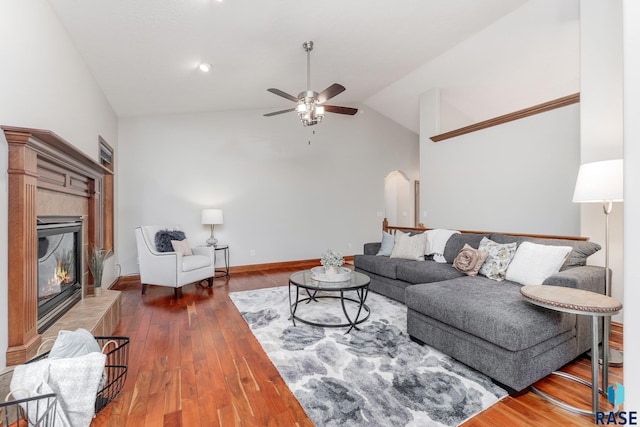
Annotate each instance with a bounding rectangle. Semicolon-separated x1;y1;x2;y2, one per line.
264;41;358;126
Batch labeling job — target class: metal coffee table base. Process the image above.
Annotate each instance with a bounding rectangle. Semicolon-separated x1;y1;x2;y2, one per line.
289;286;370;334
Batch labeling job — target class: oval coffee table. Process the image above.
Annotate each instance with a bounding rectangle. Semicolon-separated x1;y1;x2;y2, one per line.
521;285;622;416
288;270;371;333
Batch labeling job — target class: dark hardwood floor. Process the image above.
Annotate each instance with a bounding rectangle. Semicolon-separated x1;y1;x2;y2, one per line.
91;268;623;427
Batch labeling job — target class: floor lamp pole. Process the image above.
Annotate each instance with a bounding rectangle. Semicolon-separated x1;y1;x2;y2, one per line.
602;200;623;374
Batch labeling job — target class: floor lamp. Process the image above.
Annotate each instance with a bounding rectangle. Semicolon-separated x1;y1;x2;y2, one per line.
572;159;624;367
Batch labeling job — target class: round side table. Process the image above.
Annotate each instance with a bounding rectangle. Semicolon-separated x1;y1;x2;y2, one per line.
213;244;230;278
520;285;622;416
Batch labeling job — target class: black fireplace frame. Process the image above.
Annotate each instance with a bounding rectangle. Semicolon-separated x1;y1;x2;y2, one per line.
36;216;83;333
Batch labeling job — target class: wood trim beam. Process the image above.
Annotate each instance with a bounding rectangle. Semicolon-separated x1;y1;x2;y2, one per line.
382;218;588;242
430;93;580;142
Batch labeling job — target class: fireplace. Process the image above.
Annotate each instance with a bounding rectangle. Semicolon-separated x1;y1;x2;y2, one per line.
3;126;114;366
37;217;83;333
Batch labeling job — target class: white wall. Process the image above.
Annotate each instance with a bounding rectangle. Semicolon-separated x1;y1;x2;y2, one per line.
365;0;580;134
579;0;624;322
0;0;118;370
623;0;639;410
117;106;418;275
420;102;580;235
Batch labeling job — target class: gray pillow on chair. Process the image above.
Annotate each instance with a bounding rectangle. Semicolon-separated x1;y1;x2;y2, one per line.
154;230;186;252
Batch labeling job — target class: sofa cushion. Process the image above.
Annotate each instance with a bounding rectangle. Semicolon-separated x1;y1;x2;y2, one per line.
353;255;413;279
182;254;211;272
443;233;490;263
396;261;465;284
405;278;576;352
490;234;601;270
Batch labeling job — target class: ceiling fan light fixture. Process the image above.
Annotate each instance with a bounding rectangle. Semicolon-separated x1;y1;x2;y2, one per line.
298;103;324;127
264;41;357;126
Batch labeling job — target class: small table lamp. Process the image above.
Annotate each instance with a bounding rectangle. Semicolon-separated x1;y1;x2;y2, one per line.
201;209;223;247
572;158;623;369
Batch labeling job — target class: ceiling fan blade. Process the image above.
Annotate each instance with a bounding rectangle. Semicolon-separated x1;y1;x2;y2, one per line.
323;105;358;115
267;88;300;103
263;108;296;117
317;84;346;104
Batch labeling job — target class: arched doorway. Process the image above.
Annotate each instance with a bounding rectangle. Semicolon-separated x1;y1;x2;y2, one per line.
384;170;412;227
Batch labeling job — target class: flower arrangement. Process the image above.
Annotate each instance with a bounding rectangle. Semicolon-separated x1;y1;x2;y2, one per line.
89;246;112;289
320;249;344;269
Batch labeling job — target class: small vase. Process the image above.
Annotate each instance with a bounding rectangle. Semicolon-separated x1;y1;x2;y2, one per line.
324;266;339;275
94;287;102;297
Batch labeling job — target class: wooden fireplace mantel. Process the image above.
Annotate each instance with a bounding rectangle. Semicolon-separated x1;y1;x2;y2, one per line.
3;126;109;365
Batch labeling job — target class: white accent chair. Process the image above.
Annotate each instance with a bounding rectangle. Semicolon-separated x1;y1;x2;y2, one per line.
134;225;215;298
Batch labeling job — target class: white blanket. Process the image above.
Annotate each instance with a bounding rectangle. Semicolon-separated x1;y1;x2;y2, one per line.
425;228;460;263
10;352;107;427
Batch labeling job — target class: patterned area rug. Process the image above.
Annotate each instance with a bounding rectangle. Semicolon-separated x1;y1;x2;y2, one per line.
230;286;507;427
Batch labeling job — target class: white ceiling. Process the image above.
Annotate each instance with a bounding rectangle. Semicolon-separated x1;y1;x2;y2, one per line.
46;0;528;121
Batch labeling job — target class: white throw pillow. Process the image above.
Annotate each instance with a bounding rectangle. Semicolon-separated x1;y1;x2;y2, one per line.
390;230;427;261
171;239;193;256
506;241;572;285
376;231;395;256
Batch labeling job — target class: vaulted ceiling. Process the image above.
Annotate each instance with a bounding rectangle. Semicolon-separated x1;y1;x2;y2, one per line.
47;0;528;127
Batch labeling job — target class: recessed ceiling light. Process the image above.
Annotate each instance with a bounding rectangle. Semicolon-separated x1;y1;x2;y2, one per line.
199;63;212;72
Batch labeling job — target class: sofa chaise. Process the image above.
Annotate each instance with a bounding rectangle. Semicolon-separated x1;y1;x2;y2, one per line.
354;223;604;392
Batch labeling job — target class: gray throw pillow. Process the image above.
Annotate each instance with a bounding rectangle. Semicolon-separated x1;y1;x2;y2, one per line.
154;229;186;252
376;231;395;256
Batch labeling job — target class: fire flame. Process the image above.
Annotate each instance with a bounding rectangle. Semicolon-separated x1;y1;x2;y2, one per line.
54;258;71;285
42;258;70;298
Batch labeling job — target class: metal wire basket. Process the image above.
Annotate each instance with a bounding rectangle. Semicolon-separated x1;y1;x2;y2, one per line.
0;392;58;427
29;336;130;414
93;337;129;413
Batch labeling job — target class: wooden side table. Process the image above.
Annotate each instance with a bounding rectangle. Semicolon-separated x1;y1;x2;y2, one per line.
520;285;622;416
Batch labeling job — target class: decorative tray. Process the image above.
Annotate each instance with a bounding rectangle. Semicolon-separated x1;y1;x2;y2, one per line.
310;266;352;282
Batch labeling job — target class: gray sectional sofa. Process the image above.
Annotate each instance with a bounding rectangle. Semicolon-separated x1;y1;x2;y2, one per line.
354;229;604;392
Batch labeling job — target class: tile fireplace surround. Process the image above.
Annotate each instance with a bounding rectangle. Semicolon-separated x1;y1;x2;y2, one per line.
3;126;118;366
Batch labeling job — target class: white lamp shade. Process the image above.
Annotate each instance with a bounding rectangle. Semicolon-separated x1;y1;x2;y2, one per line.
572;159;623;203
201;208;223;224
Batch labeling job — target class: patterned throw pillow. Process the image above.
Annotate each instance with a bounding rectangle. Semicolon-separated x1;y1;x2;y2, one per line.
390;230;427;261
453;244;489;276
478;237;517;281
